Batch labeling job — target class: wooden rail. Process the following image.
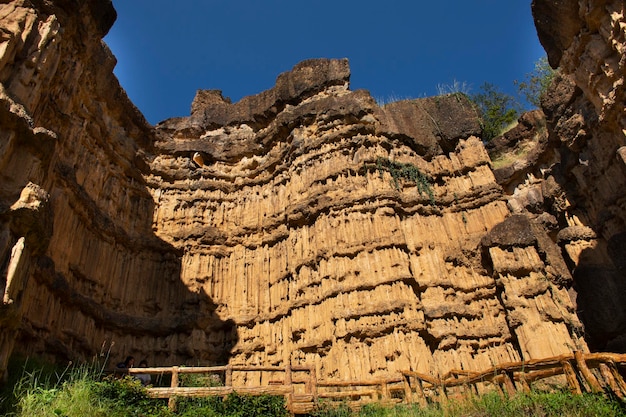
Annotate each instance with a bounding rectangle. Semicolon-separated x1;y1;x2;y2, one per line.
127;364;403;414
125;352;626;415
401;352;626;406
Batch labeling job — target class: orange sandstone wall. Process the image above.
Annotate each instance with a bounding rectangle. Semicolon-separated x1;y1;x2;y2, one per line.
0;0;602;383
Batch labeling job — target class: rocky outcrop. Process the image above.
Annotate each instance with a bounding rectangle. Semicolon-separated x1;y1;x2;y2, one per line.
146;59;586;380
528;0;626;351
3;0;622;383
482;0;626;353
0;0;237;380
492;0;626;352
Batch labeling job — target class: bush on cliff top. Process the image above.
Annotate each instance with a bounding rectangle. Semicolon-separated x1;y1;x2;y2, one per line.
515;56;557;108
471;82;520;142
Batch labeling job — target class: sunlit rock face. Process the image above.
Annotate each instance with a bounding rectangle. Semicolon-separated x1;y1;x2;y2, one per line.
531;0;626;351
0;0;237;380
5;0;620;382
148;57;585;381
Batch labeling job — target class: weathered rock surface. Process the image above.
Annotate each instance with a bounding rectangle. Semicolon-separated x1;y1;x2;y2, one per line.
535;0;626;351
491;0;626;352
147;65;585;380
0;0;237;380
2;0;622;383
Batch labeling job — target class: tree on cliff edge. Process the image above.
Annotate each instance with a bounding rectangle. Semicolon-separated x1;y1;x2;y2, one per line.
515;56;557;108
471;83;520;142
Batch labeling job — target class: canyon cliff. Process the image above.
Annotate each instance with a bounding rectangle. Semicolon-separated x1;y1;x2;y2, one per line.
0;0;624;384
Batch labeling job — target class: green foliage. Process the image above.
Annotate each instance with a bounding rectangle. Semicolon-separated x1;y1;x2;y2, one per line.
176;396;223;417
471;82;520;142
308;400;353;417
12;366;108;417
179;371;222;387
1;356;58;415
5;358;170;417
515;56;557;108
305;390;625;417
224;392;288;417
94;375;171;416
364;157;435;204
359;402;444;417
461;390;625;417
178;392;288;417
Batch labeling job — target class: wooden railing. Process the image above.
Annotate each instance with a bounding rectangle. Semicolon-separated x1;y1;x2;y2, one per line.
401;352;626;406
139;365;316;412
126;352;626;415
127;364;403;414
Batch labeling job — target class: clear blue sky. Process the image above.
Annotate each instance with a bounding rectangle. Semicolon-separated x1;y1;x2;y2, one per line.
104;1;546;125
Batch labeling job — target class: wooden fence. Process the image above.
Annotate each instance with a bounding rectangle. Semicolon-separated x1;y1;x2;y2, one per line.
126;352;626;415
402;351;626;407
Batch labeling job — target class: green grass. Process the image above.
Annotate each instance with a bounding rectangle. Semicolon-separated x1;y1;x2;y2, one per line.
0;358;288;417
309;391;626;417
488;125;543;170
2;358;625;417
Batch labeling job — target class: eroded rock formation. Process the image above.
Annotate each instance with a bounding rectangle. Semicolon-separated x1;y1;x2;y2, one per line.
482;0;625;354
0;0;622;384
525;0;626;351
0;0;237;380
147;59;585;380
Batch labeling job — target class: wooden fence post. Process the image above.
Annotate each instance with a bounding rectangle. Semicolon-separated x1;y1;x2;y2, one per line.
436;378;447;403
285;364;293;414
285;364;292;385
310;366;318;402
599;363;623;399
501;371;516;396
517;372;531;393
381;381;389;401
574;351;603;393
168;366;179;411
561;360;582;395
415;377;427;407
608;361;626;398
402;374;413;404
225;364;233;387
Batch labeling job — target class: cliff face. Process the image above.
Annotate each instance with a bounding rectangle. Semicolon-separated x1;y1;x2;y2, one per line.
0;0;237;379
149;60;584;380
0;0;620;382
529;0;626;351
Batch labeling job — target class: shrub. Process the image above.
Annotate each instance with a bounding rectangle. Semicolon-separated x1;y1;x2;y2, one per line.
94;375;171;416
306;390;625;417
515;56;557;109
13;366;107;417
363;157;435;204
7;360;171;417
308;400;352;417
426;390;624;417
177;392;288;417
1;356;57;415
471;83;520;142
223;392;288;417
